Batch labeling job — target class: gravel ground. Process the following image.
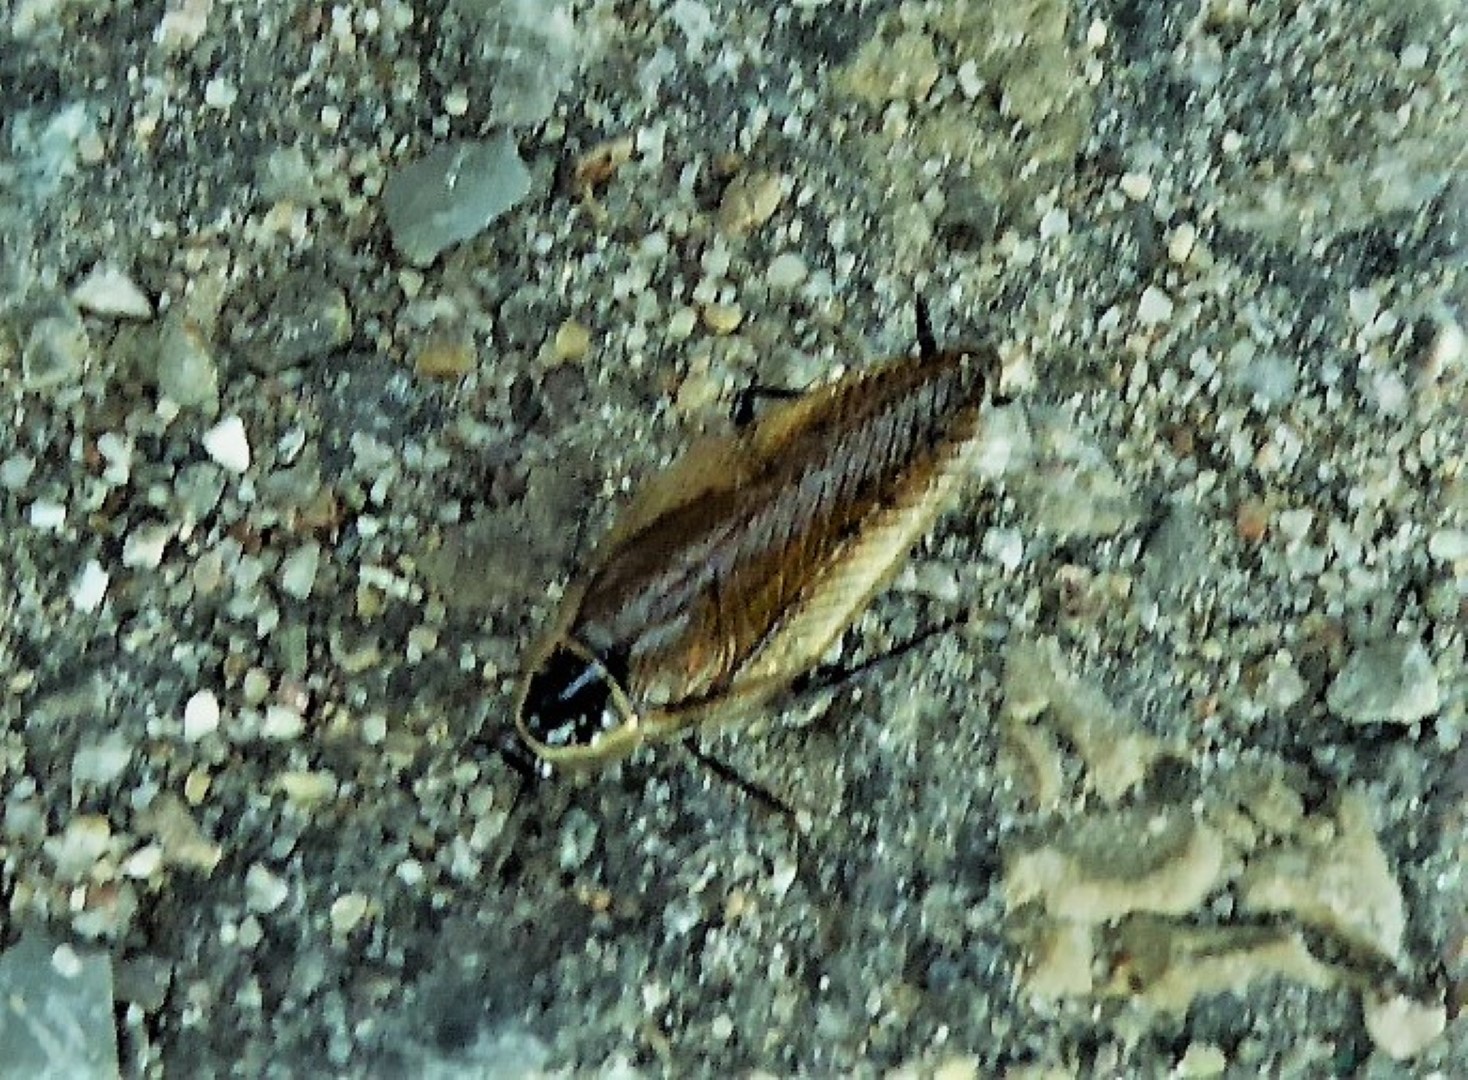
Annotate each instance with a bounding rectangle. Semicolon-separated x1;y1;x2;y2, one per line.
2;0;1466;1075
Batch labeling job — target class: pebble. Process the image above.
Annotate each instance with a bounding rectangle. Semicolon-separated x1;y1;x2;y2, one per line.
261;704;305;740
28;500;66;530
382;136;532;266
70;560;109;613
412;337;475;380
120;845;164;879
22;314;91;391
1;454;35;490
70;263;153;319
202;415;251;474
701;302;743;335
552;319;591;362
1427;528;1468;562
122;524;171;570
279;543;320;599
716;171;784;235
1326;639;1440;724
156;318;219;409
765;252;808;290
1136;286;1175;325
329;892;370;935
244;864;290;914
182;691;221;742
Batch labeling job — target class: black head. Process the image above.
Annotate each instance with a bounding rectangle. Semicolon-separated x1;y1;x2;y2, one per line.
518;643;629;757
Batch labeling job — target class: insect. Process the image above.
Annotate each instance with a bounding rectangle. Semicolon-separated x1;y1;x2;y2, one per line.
514;311;1004;767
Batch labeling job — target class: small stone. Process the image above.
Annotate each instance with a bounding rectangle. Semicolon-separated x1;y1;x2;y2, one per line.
1362;991;1446;1060
716;171;784;235
202;77;237;109
275;769;337;806
1235;498;1269;544
23;314;91;391
244;864;290;913
261;704;305;740
70;560;109;613
29;500;66;530
182;691;220;742
765;252;808;290
46;815;111;881
202;415;251;473
1136;286;1174;325
1427;528;1468;562
329;892;370;934
665;307;698;342
71;263;153;319
382;136;533;266
1119;172;1153;200
122;524;171;570
1326;639;1439;724
279;543;320;599
72;734;132;786
552;319;591;362
412;337;475;380
1168;222;1198;264
155;318;219;409
701;302;743;335
238;277;352;374
120;845;164;879
1;454;35;490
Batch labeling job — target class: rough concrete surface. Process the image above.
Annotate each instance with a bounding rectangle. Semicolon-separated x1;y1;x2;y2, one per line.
1;0;1465;1075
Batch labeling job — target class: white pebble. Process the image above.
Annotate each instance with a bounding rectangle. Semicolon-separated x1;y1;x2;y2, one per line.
765;252;809;290
121;844;164;879
245;863;291;913
1428;529;1468;562
71;263;154;319
203;415;251;473
1119;172;1152;200
182;690;221;741
330;892;370;934
29;499;66;530
1136;286;1174;326
71;559;109;612
262;704;305;740
279;543;321;600
122;523;171;569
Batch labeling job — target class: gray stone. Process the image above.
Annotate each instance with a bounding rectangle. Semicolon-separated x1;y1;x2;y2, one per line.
0;934;117;1077
1326;640;1440;725
382;136;532;266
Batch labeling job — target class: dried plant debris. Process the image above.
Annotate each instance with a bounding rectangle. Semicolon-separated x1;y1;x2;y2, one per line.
999;637;1435;1047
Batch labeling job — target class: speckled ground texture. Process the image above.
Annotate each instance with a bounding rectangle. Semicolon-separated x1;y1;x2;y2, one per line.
2;0;1466;1076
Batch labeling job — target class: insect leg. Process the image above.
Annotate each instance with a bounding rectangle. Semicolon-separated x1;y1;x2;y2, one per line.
915;295;937;360
682;739;800;823
730;382;804;428
789;614;965;700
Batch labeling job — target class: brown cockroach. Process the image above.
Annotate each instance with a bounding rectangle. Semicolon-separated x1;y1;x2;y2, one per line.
515;315;1004;767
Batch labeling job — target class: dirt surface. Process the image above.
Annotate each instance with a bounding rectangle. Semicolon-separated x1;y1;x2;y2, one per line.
1;0;1465;1075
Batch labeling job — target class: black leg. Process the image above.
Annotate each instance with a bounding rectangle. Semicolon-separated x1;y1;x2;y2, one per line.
790;614;963;699
915;296;937;360
732;383;805;428
683;739;799;822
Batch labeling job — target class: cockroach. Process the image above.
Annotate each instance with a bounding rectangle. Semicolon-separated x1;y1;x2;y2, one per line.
515;312;1004;767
